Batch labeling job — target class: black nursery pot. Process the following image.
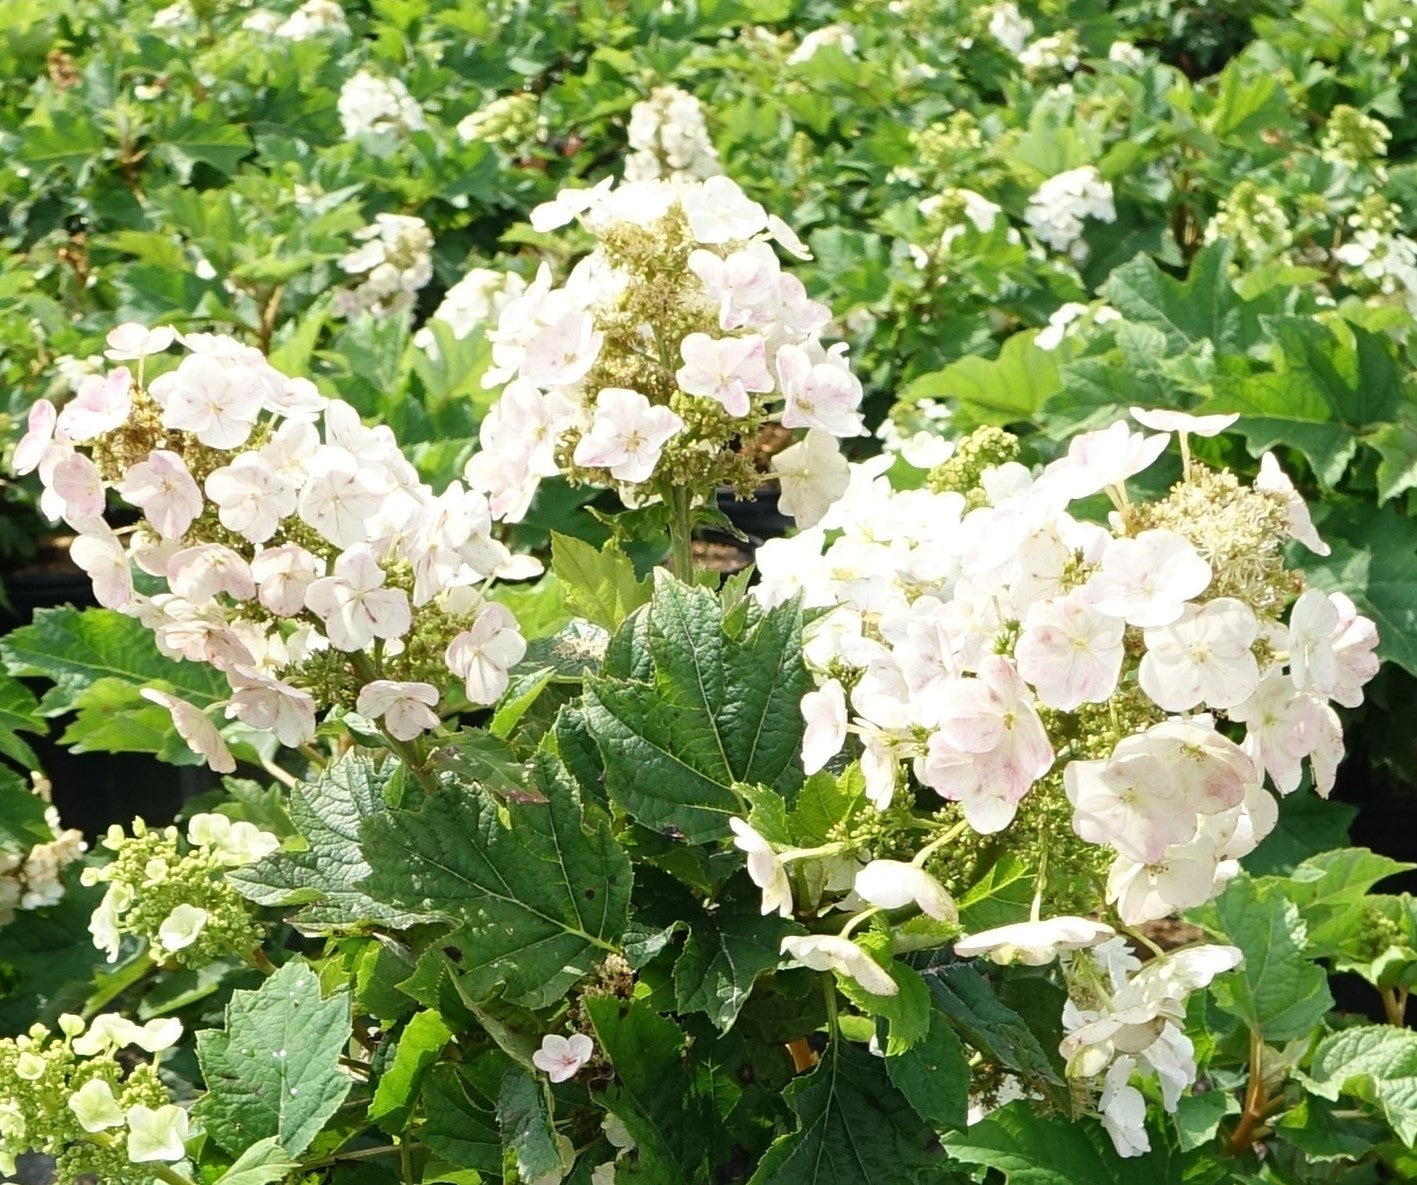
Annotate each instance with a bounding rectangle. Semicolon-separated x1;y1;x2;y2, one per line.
1;546;207;835
714;486;792;552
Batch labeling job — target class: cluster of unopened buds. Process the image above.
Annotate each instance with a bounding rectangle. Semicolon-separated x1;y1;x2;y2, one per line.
83;813;279;966
0;1011;187;1180
15;323;532;770
465;173;866;523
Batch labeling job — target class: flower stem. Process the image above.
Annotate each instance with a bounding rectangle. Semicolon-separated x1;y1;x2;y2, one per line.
82;952;155;1019
150;1165;200;1185
911;820;970;867
668;485;696;584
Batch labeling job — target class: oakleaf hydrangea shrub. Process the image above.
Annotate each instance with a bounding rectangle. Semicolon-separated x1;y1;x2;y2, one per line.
3;1;1417;1178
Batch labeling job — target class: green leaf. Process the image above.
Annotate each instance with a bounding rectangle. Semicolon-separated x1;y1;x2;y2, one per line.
195;960;353;1159
231;755;432;934
155;117;251;182
946;1100;1180;1184
551;532;652;632
1278;847;1413;956
430;729;537;802
1194;875;1333;1042
747;1041;942;1184
0;606;228;714
1209;319;1403;487
213;1137;299;1185
672;888;800;1031
1306;1024;1417;1147
903;331;1062;429
369;1010;452;1134
919;961;1064;1093
838;941;931;1055
0;773;54;853
361;754;631;1008
583;575;812;843
0;672;43;772
1101;242;1249;353
1300;499;1417;676
586;995;710;1184
1173;1090;1239;1153
421;1064;501;1174
1368;417;1417;505
884;1009;971;1130
498;1067;561;1182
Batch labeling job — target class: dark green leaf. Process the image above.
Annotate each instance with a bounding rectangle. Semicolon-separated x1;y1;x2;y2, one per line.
747;1041;943;1184
583;575;811;843
361;754;631;1008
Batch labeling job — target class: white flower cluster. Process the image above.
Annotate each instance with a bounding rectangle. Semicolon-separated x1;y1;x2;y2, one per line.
877;397;954;470
1025;166;1116;262
275;0;349;39
787;24;859;64
414;266;529;356
466;174;865;522
0;1011;187;1178
986;2;1032;55
624;86;722;184
1017;31;1080;75
336;213;435;319
1061;940;1241;1156
0;791;86;924
1335;201;1417;316
755;411;1379;927
338;70;427;141
957;921;1241;1157
16;323;531;768
908;188;1010;269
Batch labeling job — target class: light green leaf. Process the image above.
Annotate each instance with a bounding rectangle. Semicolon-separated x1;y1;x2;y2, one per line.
213;1137;299;1185
1368;417;1417;505
583;574;811;843
231;755;432;934
946;1100;1180;1184
551;532;652;632
1306;1024;1417;1147
1101;241;1249;353
0;606;228;714
1278;847;1413;956
902;330;1061;429
369;1010;452;1134
361;754;631;1008
498;1068;561;1182
1195;875;1333;1042
747;1041;942;1184
195;961;353;1159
